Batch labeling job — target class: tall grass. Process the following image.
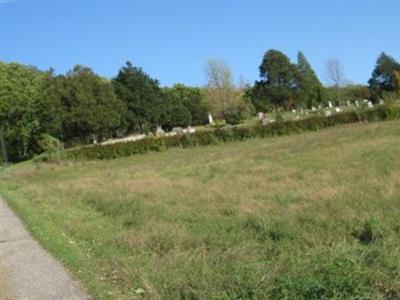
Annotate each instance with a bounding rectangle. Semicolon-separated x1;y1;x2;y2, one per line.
1;120;400;299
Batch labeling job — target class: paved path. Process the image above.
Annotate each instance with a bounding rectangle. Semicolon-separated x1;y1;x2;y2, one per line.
0;197;89;300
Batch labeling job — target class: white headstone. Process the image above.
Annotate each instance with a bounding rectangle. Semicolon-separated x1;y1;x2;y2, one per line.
379;99;385;105
208;112;214;124
258;112;265;121
346;100;351;107
328;101;333;108
335;107;341;113
368;101;373;108
156;126;164;135
325;110;332;117
311;106;316;112
292;109;296;113
355;100;359;107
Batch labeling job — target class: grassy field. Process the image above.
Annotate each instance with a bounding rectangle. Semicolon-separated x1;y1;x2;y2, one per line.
1;120;400;299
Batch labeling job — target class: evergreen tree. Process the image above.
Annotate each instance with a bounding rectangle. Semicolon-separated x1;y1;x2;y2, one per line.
297;51;325;107
250;50;306;111
112;61;163;133
368;52;400;100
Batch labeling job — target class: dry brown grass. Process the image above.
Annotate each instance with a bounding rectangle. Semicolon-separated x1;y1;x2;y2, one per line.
1;120;400;299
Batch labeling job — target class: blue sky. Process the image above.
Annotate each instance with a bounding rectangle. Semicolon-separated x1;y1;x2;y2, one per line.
1;0;399;86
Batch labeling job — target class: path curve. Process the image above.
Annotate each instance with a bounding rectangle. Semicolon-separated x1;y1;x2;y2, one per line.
0;197;89;300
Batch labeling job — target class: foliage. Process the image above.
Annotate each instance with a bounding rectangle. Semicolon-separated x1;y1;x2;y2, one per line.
163;84;209;126
51;66;125;144
66;105;400;160
250;50;306;111
297;51;325;108
368;52;400;101
34;134;65;162
112;61;163;133
204;59;253;123
160;88;192;130
394;70;400;95
0;61;45;162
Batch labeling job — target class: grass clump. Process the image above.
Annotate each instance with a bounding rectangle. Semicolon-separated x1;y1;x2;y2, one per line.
270;257;374;300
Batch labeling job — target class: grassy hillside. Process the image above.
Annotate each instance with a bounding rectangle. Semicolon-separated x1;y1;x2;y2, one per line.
1;120;400;299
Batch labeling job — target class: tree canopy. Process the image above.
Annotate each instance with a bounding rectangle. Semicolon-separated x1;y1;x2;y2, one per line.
249;50;306;110
0;62;44;161
1;50;399;163
368;52;400;100
112;61;163;133
297;51;324;107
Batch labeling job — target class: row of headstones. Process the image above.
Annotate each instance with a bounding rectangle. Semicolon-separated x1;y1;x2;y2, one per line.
94;125;197;144
257;99;385;123
204;97;385;127
156;126;196;136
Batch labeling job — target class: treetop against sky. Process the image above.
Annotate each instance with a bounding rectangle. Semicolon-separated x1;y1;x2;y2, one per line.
0;1;399;86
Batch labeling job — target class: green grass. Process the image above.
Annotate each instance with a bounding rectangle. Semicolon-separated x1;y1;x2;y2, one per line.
1;120;400;299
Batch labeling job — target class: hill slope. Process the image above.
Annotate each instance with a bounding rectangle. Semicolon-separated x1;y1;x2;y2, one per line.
1;120;400;299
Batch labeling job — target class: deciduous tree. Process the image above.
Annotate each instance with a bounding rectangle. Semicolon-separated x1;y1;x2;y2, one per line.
326;59;346;104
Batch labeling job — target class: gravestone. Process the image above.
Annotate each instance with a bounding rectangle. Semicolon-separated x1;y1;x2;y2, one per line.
368;101;373;108
172;127;183;134
156;126;165;136
258;112;265;121
208;112;214;124
187;126;196;134
328;101;333;108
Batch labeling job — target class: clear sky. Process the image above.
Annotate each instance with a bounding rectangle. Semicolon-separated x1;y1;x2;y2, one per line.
1;0;399;87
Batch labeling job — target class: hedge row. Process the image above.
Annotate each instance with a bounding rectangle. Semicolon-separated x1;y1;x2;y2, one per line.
66;105;400;161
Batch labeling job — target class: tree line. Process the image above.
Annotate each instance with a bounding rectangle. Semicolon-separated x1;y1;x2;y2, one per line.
1;51;399;162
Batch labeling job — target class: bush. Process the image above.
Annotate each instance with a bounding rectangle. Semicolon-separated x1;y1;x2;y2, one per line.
66;105;400;161
34;134;65;162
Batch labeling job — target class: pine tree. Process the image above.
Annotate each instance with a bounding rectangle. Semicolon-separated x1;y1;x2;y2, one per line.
297;51;324;107
112;61;163;133
368;52;400;100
